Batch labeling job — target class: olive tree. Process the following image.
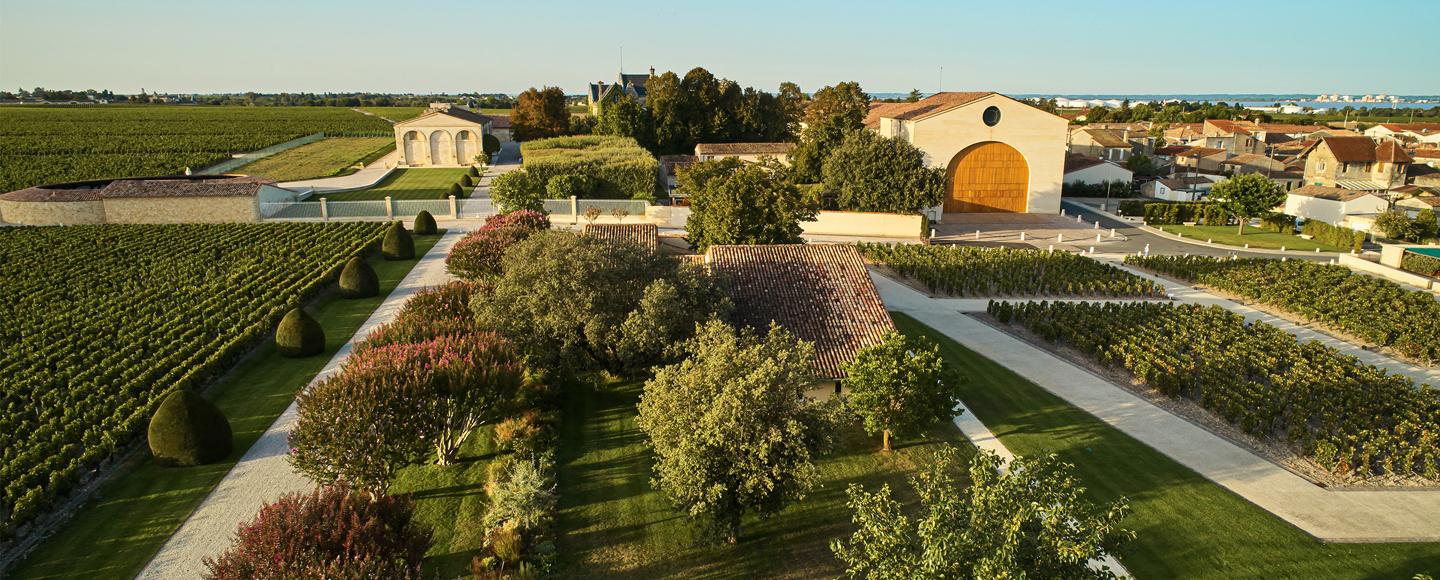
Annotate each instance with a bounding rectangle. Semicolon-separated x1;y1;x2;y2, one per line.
832;446;1134;579
843;331;965;452
638;320;847;544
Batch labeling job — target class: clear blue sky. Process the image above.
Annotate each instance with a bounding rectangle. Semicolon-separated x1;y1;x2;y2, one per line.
2;0;1436;97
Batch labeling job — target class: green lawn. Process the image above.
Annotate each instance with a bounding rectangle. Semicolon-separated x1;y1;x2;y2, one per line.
390;425;500;577
232;137;393;182
323;168;476;201
10;233;445;580
1156;224;1349;252
554;374;971;579
890;312;1440;580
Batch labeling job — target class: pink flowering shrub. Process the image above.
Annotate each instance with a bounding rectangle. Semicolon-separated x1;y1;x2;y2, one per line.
446;210;551;281
202;485;431;580
357;281;490;350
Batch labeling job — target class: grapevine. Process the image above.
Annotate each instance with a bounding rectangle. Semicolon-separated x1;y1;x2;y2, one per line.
860;242;1164;298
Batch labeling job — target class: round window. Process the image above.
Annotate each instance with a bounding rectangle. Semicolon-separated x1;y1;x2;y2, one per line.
983;106;1001;127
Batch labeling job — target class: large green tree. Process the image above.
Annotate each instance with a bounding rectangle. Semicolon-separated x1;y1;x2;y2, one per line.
832;446;1134;579
638;320;847;544
1207;172;1288;235
512;86;569;141
822;129;946;214
802;81;871;129
843;331;965;452
645;67;796;154
471;231;731;374
682;158;818;252
593;95;654;147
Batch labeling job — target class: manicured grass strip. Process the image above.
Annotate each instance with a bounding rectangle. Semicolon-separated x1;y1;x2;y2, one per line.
390;426;500;577
231;137;393;182
554;375;971;579
324;168;476;201
10;234;445;580
1156;224;1348;252
890;312;1440;580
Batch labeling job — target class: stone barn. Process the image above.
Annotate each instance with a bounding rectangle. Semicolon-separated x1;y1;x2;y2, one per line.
0;175;295;225
394;105;493;167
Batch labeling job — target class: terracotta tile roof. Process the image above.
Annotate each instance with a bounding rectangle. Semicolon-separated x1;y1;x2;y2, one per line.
863;92;998;126
1154;145;1192;156
1206;119;1253;136
1156;179;1192;190
658;154;698;177
705;244;894;380
1288;184;1377;202
862;102;914;129
1399;195;1440;207
1380;122;1440;134
1412;149;1440;159
396;108;493;127
1322;136;1383;162
694;142;796;156
1176;147;1227;159
485;113;511;128
581;223;658;251
1257;123;1327;135
1375;140;1413;163
1064;156;1109;174
1;175;276;202
1080;128;1131;148
1220;153;1268;165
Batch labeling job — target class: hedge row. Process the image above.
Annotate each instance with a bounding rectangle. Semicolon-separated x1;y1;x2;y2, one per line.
1301;220;1365;252
1141;202;1232;226
521;136;658;201
1401;251;1440;277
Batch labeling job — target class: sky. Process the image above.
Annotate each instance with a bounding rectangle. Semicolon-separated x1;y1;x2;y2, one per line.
2;0;1438;98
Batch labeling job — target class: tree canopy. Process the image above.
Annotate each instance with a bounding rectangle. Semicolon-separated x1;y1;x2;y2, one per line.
843;331;965;451
832;446;1134;580
642;68;800;154
682;158;818;252
1207;173;1287;235
593;95;654;147
512;86;569;141
822;129;946;214
637;320;846;544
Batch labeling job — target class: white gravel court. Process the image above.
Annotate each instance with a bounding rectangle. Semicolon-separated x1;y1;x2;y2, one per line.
136;230;462;580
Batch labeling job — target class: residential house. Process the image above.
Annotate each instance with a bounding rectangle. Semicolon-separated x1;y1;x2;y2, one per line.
1219;153;1288;175
486;114;513;142
1299;136;1412;191
693;143;796;164
1172;147;1229;173
703;244;894;398
1069;128;1137;162
1063;155;1133;185
1144;176;1217;202
1396;194;1440;218
1163;123;1205;146
587;69;653;115
1364;122;1440;145
1412;149;1440;167
1283;185;1388;229
657;154;698;194
1202;120;1266;156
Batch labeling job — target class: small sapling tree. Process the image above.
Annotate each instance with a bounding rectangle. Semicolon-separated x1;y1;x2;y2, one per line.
843;331;965;452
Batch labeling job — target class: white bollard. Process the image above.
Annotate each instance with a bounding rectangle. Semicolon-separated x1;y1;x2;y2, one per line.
1089;246;1095;253
1244;243;1249;248
1177;232;1182;238
1282;256;1287;262
976;230;981;240
1020;232;1026;241
1281;246;1285;251
931;228;937;238
1315;248;1321;253
1061;209;1066;216
1207;239;1212;244
1096;233;1101;242
1078;214;1084;223
1048;245;1054;252
1058;233;1064;243
1351;249;1356;254
1094;220;1100;229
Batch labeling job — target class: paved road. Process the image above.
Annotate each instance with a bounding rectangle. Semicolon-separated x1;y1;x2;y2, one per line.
1060;199;1333;262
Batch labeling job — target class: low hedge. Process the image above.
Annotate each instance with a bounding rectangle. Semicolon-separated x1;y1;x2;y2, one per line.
1259;214;1296;234
521;136;658;201
1141;202;1232;226
1400;251;1440;277
1301;220;1365;252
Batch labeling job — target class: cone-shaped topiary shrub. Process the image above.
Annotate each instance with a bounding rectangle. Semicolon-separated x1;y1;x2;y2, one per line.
448;183;463;198
461;174;474;187
338;256;379;299
383;222;415;260
148;389;233;467
277;307;326;358
468;166;480;177
413;211;437;236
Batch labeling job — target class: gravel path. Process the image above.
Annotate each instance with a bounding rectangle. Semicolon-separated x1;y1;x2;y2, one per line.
135;230;463;579
875;271;1440;542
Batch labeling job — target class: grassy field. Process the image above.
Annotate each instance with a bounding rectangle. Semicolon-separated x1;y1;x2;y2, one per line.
9;233;445;580
554;375;971;579
323;167;476;201
231;137;393;181
1155;224;1349;252
390;426;500;576
890;312;1440;580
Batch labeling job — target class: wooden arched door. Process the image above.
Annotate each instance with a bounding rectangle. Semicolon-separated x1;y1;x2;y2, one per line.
945;142;1029;213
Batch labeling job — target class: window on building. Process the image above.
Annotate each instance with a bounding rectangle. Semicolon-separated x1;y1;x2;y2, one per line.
1365;162;1373;172
1341;163;1349;173
1319;161;1327;171
1377;162;1386;173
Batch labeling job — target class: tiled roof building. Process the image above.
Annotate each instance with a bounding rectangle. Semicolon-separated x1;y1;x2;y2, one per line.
581;223;659;252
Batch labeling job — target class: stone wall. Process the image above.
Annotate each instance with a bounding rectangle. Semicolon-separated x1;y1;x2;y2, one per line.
0;199;107;225
104;196;260;224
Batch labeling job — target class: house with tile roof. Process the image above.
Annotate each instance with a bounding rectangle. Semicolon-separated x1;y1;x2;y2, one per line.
694;142;796;164
703;243;893;398
1202;120;1265;157
1396;194;1440;218
0;175;293;226
588;69;653;115
1299;136;1412;191
1283;185;1388;228
582;223;659;252
1068;128;1138;163
1063;155;1132;185
1364;123;1440;145
1172;147;1229;173
862;92;1068;214
393;105;493;167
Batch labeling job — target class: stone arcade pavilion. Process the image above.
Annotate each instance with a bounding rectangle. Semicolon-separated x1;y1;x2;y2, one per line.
393;105;493;167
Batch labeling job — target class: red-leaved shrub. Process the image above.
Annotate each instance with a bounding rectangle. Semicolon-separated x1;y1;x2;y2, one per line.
445;210;551;280
202;485;431;580
357;280;490;350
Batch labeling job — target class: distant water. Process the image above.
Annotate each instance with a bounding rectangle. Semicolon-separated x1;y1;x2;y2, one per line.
1234;101;1417;110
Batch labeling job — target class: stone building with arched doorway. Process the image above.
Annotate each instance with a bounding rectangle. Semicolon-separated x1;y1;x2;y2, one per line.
394;105;494;167
864;92;1067;215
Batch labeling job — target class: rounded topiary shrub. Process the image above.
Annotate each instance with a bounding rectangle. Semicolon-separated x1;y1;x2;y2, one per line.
468;166;480;178
413;211;437;236
461;174;474;188
448;183;463;198
338;256;379;299
277;307;326;358
149;390;233;467
383;223;415;261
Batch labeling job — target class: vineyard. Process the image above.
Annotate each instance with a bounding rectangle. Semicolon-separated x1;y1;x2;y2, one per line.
859;242;1165;297
0;221;390;539
1125;255;1440;364
0;106;394;191
987;299;1440;480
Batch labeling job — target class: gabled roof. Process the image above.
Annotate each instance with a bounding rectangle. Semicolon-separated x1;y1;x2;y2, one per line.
1176;147;1227;159
1288;184;1379;202
588;82;608;102
704;244;894;380
1397;195;1440;207
1080;128;1131;148
1412;149;1440;159
886;92;997;121
485;113;511;129
619;73;650;99
1156;179;1194;190
1154;145;1192;156
1219;153;1271;166
1206;119;1253;136
581;223;658;251
1064;156;1109;174
694;142;796;156
395;108;493;127
1375;140;1413;163
862;102;916;129
658;154;698;177
1378;122;1440;134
